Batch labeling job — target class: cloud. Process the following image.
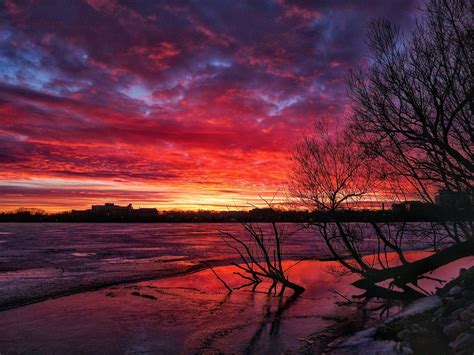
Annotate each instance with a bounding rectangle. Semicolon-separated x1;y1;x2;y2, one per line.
0;0;418;210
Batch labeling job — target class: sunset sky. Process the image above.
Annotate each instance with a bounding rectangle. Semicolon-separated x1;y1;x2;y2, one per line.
0;0;418;212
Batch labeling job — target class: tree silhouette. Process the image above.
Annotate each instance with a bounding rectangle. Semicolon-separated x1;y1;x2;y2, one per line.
291;0;473;299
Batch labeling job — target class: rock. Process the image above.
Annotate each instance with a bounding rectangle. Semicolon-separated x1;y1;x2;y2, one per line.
450;332;474;353
397;329;411;341
410;324;429;336
396;341;413;354
462;269;474;290
449;286;464;296
453;308;464;319
438;316;456;327
444;320;463;338
460;310;474;322
434;307;445;317
397;324;429;342
468;303;474;312
448;298;466;309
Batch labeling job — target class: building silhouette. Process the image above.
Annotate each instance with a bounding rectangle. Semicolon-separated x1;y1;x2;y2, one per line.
73;203;158;219
391;200;435;218
435;189;471;213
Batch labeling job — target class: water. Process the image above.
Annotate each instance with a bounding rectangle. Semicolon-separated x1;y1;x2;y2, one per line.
0;223;470;353
0;222;438;310
0;259;372;353
0;223;322;310
1;256;472;353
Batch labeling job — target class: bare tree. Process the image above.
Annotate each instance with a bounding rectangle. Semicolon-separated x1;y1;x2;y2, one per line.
346;0;474;292
292;0;474;299
291;121;375;274
347;0;473;202
291;118;473;299
291;119;374;212
290;121;438;298
219;220;305;296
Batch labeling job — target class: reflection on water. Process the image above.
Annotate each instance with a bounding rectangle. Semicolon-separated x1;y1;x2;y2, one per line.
0;255;471;353
71;252;96;257
0;223;329;310
0;268;61;281
0;222;458;311
0;259;365;353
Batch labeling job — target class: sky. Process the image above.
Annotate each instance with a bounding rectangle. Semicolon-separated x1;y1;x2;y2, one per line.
0;0;418;212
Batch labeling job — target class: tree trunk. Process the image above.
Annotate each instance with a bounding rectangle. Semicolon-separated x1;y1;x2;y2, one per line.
353;238;474;290
282;280;305;295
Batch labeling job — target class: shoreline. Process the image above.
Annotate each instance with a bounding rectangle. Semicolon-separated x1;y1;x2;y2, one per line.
1;218;472;223
0;266;202;312
0;259;224;312
328;267;474;354
0;255;337;312
0;258;371;353
0;249;432;312
1;255;472;353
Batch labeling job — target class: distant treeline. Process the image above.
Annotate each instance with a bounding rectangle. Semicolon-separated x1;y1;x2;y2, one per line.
0;207;471;223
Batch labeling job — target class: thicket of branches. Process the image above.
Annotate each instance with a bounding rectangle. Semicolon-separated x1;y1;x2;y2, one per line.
215;0;472;300
219;221;305;295
348;0;472;198
290;0;472;299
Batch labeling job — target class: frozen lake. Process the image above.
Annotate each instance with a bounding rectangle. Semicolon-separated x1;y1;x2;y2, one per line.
0;223;320;310
0;222;439;310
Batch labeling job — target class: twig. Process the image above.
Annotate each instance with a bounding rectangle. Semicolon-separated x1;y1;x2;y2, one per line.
204;262;232;293
329;288;352;303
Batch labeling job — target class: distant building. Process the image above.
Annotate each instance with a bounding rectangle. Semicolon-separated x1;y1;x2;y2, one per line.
70;203;160;219
132;207;159;218
247;207;283;221
435;189;471;212
391;202;405;215
91;203;133;217
249;207;275;215
391;201;435;217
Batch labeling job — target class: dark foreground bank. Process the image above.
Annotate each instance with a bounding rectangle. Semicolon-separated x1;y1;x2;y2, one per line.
329;267;474;354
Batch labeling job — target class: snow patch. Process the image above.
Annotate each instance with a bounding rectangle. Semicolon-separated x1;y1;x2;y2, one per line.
339;327;376;346
386;296;441;324
334;340;401;354
332;328;403;354
331;296;442;354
